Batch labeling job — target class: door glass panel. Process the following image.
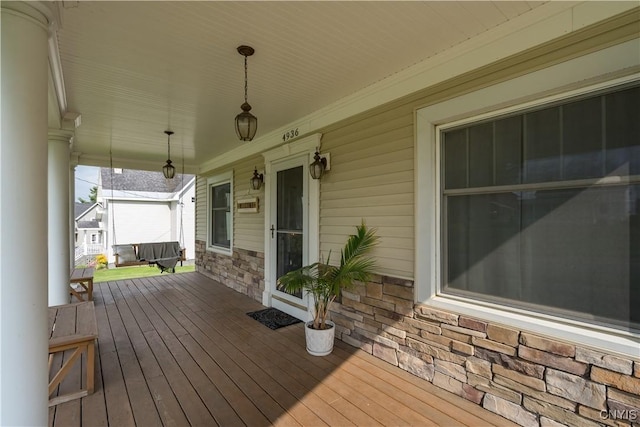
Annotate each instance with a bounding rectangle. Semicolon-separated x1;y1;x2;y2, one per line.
276;165;304;298
277;167;303;231
276;232;303;297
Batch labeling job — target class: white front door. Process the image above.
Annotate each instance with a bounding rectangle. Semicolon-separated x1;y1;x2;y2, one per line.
269;155;309;320
262;134;322;321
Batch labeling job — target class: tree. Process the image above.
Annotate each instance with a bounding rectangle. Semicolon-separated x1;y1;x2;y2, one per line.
78;186;98;203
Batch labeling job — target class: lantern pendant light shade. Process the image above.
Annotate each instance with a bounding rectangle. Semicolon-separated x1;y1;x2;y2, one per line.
250;167;263;190
163;160;175;179
162;130;176;179
310;150;327;180
235;45;258;141
235;102;258;141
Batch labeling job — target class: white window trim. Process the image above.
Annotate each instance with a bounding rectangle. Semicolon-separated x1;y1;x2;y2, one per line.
415;40;640;357
207;171;233;255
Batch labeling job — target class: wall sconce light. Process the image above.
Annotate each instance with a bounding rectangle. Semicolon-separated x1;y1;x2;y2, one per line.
162;130;175;179
309;149;328;180
250;167;264;190
235;45;258;141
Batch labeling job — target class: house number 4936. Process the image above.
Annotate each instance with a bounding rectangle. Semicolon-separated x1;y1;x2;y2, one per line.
282;128;299;142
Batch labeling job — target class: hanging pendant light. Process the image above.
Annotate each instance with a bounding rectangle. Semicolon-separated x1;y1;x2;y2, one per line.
162;130;176;179
235;45;258;141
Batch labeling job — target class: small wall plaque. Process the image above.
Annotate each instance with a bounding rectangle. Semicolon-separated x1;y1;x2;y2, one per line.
236;197;259;213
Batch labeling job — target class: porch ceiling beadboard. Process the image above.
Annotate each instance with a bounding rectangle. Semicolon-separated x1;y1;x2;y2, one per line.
55;0;549;172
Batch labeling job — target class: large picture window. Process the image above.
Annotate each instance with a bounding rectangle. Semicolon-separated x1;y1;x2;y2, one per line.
207;173;232;253
440;84;639;331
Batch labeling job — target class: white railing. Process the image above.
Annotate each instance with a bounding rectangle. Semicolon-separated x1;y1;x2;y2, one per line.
75;244;104;262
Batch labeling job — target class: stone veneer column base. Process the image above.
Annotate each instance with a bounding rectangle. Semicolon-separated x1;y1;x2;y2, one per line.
331;274;640;427
194;240;264;303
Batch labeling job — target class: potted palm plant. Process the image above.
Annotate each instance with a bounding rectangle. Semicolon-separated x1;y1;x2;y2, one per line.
277;220;378;356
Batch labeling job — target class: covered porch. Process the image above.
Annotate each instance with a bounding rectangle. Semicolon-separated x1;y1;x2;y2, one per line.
49;272;513;426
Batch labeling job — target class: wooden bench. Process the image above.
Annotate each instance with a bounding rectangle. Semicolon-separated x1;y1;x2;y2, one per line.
69;267;94;302
48;301;98;407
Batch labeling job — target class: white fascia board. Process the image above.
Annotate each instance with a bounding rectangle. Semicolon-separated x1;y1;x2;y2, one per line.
48;29;67;117
102;191;175;201
199;1;635;175
75;202;99;221
78;154;199;175
175;177;196;199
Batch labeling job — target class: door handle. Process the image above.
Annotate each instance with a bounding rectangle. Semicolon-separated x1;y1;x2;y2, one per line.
270;225;275;238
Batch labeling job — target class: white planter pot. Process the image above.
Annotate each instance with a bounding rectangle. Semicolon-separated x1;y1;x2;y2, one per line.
305;321;335;356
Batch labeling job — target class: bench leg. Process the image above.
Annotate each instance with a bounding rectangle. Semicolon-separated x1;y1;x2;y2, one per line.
87;279;93;301
48;340;96;406
69;286;84;302
87;341;95;393
49;346;84;396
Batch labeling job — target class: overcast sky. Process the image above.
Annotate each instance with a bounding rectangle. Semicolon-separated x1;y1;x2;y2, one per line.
75;165;99;202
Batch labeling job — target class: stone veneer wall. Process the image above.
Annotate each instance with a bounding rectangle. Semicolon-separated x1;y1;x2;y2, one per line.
331;274;640;427
194;240;264;303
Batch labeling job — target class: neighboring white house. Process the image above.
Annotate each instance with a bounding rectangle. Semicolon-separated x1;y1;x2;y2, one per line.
74;202;104;265
98;168;195;265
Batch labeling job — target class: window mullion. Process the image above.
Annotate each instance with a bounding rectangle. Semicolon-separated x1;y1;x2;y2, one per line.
559;105;564;181
443;175;640;196
492;122;497;186
601;96;607;177
523;114;529;183
465;129;470;188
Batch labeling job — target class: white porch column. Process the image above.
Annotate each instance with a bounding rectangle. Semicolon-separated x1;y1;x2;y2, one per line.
48;131;72;306
70;164;77;270
1;2;53;425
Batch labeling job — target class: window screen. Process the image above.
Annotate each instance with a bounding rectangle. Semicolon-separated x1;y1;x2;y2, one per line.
441;84;639;330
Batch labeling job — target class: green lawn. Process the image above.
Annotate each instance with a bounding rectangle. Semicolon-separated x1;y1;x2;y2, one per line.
93;264;195;283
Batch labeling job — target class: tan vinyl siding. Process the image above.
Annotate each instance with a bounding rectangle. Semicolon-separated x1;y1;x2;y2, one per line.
232;156;264;253
195;176;207;242
320;106;415;279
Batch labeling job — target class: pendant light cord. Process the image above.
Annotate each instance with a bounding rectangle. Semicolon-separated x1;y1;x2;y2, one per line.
109;149;117;247
244;55;249;104
179;156;185;248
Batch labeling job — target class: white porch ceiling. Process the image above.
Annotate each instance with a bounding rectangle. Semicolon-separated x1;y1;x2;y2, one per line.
56;1;545;173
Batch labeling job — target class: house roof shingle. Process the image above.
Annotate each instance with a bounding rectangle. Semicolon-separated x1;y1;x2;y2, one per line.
77;220;100;229
74;202;94;219
100;168;194;193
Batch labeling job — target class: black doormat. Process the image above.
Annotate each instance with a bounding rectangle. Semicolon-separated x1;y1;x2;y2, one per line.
247;307;302;330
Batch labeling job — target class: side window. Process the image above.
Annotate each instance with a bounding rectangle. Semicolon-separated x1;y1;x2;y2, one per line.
207;173;233;253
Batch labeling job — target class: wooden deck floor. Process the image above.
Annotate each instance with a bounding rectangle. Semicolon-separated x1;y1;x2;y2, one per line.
49;271;515;427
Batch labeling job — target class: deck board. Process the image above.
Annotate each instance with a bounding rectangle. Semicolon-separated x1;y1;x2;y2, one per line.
153;275;363;426
49;271;516;427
